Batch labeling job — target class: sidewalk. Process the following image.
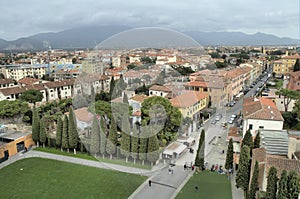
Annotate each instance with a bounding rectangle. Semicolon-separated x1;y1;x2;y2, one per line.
0;150;153;176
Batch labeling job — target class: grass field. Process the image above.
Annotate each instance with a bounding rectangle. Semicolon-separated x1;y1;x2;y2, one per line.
34;147;151;170
176;171;232;199
0;157;147;199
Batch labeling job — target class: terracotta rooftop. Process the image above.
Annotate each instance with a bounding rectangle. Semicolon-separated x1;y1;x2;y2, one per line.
0;86;25;95
130;94;148;103
227;127;242;142
72;107;93;123
243;97;284;121
287;71;300;91
149;85;171;92
25;84;45;91
183;81;208;88
44;79;75;88
18;77;39;85
0;78;14;85
169;91;208;108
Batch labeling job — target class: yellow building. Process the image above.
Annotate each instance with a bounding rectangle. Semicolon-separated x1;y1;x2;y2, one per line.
1;65;46;81
273;55;300;75
169;91;208;119
0;131;35;160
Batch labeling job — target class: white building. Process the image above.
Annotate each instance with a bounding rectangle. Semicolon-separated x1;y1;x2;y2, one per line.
242;97;284;136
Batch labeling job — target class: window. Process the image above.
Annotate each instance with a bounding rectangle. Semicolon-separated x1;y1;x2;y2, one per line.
259;126;264;129
249;124;253;130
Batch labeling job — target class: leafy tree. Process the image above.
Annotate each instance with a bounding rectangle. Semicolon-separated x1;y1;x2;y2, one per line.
99;116;107;158
275;88;300;112
106;118;117;159
236;145;251;198
294;58;300;72
277;170;288;199
39;118;47;148
266;166;278;199
209;52;221;58
131;126;139;164
95;90;110;102
287;170;300;199
32;108;40;147
293;100;300;121
56;117;63;150
0;100;29;118
140;56;154;64
242;130;253;150
141;96;181;144
90;116;100;156
248;161;259;199
147;134;160;166
120;116;131;162
215;61;228;68
135;83;148;95
19;89;43;105
225;138;234;170
253;131;261;149
195;129;205;168
68;108;78;154
61;115;69;152
94;100;112;118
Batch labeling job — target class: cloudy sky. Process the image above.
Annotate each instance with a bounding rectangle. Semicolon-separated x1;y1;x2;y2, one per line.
1;0;298;41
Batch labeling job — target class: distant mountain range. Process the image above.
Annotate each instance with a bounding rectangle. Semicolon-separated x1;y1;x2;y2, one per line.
0;25;298;51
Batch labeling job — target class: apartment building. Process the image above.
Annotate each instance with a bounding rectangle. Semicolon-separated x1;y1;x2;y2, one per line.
1;64;46;81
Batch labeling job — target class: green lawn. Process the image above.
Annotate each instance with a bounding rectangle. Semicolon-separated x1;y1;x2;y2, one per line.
34;147;151;170
0;157;147;199
176;171;232;199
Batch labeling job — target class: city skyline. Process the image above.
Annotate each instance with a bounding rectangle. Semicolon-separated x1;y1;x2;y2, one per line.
0;0;299;41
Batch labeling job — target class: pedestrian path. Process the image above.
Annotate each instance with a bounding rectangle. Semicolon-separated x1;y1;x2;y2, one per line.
0;150;152;176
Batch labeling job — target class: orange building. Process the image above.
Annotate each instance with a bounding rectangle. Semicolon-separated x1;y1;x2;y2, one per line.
0;131;35;160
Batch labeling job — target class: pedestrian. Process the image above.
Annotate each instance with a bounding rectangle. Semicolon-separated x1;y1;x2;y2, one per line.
168;168;172;175
192;165;195;171
184;164;187;170
195;186;199;192
222;149;225;154
149;180;152;187
171;169;174;174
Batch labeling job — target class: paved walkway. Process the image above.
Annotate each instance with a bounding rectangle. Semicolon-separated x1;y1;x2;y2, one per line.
0;150;152;176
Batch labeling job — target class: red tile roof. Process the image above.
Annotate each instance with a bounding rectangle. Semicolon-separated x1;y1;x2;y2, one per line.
18;77;39;85
243;97;284;121
183;81;208;88
0;86;25;95
44;79;75;88
130;94;148;103
149;85;171;92
0;78;14;85
169;91;208;108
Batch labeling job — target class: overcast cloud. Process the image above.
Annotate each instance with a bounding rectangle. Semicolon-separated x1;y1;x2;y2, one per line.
0;0;298;40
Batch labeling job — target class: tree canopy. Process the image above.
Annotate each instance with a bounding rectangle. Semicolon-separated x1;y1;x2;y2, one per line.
275;88;300;112
225;138;234;170
236;145;251;197
19;89;43;104
266;166;278;199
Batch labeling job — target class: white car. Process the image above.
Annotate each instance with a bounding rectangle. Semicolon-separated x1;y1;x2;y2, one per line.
231;114;237;119
228;118;234;124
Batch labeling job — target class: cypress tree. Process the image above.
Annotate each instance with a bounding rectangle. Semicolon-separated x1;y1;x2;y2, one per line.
99;116;107;158
109;76;116;99
236;145;251;198
120;116;131;162
195;129;205;168
56;117;63;151
277;170;288;199
253;131;261;149
287;170;300;199
68;108;78;154
266;166;278;199
131;126;139;164
242;130;254;150
90;116;100;156
32;108;40;147
248;161;259;199
117;74;126;97
106;118;117;159
225;138;234;170
139;127;148;165
294;58;300;72
39;118;47;148
123;93;129;104
147;134;160;166
61;114;69;152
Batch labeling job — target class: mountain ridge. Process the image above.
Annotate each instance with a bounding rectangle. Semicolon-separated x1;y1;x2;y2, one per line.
0;25;298;50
